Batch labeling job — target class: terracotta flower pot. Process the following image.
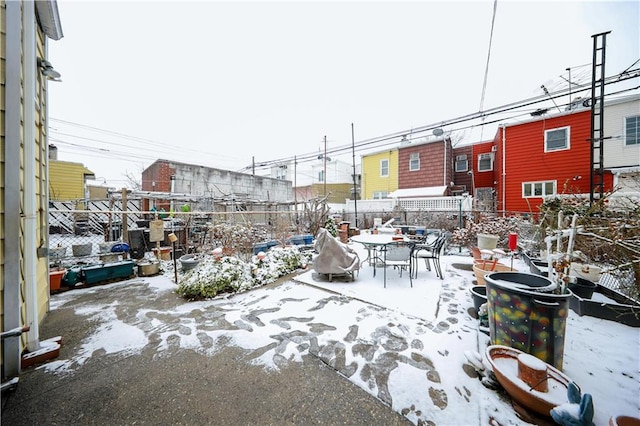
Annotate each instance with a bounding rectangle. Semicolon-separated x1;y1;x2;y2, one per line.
49;269;66;292
472;261;515;285
610;416;640;426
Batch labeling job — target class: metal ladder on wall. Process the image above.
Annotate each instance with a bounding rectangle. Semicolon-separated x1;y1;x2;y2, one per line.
589;31;611;206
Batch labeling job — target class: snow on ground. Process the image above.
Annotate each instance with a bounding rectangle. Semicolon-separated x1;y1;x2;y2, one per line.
43;243;640;425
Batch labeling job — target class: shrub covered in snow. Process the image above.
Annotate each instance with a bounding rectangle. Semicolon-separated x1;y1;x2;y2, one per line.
452;215;520;248
176;246;311;300
324;217;338;238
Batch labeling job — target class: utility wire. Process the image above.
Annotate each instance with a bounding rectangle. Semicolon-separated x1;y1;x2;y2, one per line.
50;70;639;176
477;0;498;141
250;70;640;171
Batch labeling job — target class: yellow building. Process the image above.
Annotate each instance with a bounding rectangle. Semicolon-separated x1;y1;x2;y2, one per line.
1;1;63;382
49;158;95;201
361;148;399;199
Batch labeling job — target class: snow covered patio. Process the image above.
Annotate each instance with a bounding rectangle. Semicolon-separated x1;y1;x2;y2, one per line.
7;244;640;425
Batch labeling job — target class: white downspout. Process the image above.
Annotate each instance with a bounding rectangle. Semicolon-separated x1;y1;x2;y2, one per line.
443;138;447;186
24;1;41;351
501;124;506;217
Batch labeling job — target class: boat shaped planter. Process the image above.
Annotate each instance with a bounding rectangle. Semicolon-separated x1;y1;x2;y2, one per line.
485;345;572;418
569;284;640;328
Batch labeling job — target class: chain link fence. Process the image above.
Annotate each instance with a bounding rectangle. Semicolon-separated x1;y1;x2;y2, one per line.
48;200;638;301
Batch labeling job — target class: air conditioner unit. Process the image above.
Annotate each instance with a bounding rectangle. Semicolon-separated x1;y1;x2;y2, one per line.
491;146;498;152
456;155;467;161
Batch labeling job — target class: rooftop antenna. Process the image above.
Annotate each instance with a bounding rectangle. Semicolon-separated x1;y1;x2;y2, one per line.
566;67;572;107
541;84;562;113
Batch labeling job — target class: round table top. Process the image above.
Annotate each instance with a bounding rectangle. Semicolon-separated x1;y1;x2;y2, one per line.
350;234;408;245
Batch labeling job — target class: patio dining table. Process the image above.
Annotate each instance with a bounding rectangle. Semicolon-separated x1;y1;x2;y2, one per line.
350;234;413;286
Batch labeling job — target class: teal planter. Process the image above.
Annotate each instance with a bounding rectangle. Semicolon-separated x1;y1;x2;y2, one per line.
82;260;135;285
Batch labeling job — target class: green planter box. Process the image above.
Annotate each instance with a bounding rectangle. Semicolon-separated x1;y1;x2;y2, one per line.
82;260;134;285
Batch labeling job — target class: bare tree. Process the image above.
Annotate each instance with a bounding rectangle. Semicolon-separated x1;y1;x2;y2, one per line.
122;168;142;190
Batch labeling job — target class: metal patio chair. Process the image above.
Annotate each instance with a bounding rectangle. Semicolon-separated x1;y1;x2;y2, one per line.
379;240;415;288
411;234;447;280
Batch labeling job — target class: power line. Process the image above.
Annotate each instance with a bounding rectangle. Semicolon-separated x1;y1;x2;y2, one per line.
49;117;247;166
248;69;639;172
49;69;639;178
479;0;498;113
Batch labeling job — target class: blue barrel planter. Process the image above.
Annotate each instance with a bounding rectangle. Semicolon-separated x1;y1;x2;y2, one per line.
485;272;570;370
287;236;304;245
111;242;130;253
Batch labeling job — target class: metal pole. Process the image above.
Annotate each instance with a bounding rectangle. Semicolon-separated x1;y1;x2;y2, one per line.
351;123;358;228
294;156;298;231
566;67;572;107
459;198;462;253
323;135;327;197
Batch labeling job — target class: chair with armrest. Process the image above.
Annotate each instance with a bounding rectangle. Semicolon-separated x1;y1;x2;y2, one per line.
411;234;447;279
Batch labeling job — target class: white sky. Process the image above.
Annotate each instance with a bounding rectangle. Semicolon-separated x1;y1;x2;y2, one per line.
47;0;640;187
44;246;640;424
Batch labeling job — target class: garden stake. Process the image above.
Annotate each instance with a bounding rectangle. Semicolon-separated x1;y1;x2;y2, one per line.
169;233;178;284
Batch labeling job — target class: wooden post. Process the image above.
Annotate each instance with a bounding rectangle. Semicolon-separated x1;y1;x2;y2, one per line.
121;188;129;244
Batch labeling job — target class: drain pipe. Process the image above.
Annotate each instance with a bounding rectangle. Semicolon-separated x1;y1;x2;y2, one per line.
4;0;23;379
23;1;41;351
501;124;506;216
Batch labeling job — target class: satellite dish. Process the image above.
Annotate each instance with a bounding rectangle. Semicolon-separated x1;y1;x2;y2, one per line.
433;128;444;137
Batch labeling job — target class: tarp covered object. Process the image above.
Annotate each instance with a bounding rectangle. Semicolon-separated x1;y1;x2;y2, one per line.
313;228;360;281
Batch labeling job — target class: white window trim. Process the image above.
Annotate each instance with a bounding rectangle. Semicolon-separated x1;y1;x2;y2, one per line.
372;191;388;199
544;126;570;152
409;153;420;171
455;156;468;172
477;153;494;172
624;115;640;146
380;159;389;177
522;180;557;198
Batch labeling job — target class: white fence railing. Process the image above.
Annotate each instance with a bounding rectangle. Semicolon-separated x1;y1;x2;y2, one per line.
340;196;472;213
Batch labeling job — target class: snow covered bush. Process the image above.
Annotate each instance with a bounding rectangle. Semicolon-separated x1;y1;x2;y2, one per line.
176;246;311;300
324;217;338;237
251;246;310;285
176;256;252;299
452;215;520;248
